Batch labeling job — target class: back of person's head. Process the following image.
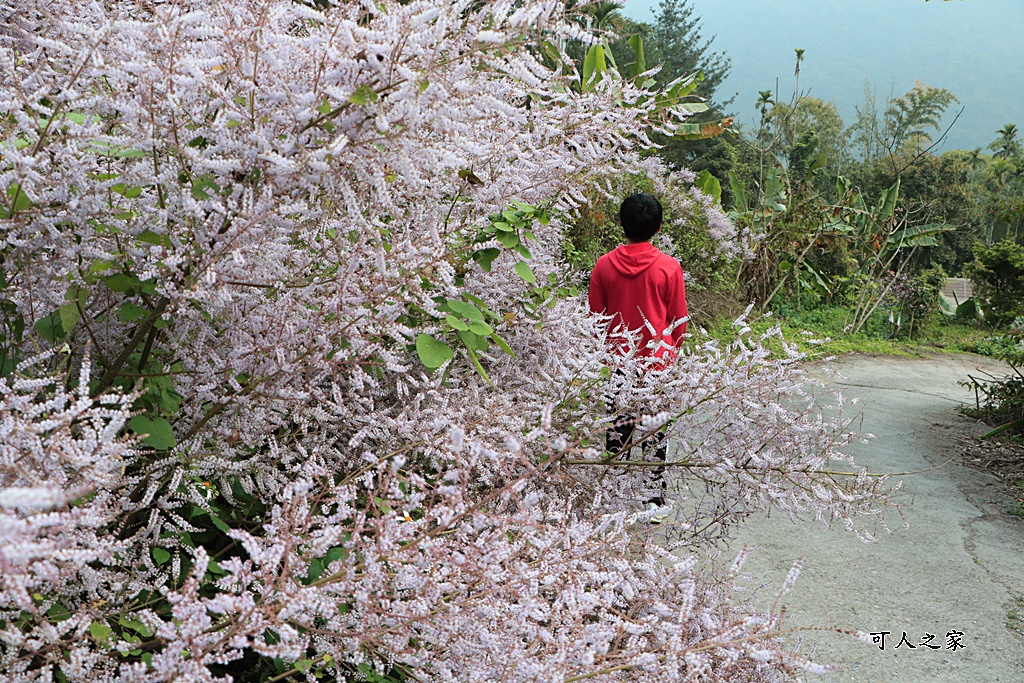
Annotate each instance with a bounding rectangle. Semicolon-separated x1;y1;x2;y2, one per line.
619;193;662;243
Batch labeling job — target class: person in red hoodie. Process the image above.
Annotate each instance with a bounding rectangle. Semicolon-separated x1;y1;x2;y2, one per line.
589;193;687;510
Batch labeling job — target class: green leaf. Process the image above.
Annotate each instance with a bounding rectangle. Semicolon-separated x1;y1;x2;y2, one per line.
117;302;148;322
673;117;734;140
490;332;514;357
207;558;228;575
445;314;469;331
415;334;453;369
582;44;607;91
348;84;379;105
305;559;325;584
458;168;484;186
129;415;176;450
34;312;65;342
468;320;493;335
118;616;154;638
627;34;646;79
877;179;900;221
58;303;81;334
446;300;483;321
473;248;500;272
209;514;231;533
324;546;348;564
89;622;112;642
492;221;513;232
191;177;220;201
86;141;146;158
47;602;72;622
137;230;172;248
152;547;171;565
694;170;722;204
457;331;491;384
496;231;519;249
514;261;536;284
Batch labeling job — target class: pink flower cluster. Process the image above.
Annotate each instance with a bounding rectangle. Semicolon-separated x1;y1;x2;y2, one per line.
0;1;894;681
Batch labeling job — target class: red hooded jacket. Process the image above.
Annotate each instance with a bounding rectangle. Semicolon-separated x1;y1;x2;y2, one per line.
588;242;688;365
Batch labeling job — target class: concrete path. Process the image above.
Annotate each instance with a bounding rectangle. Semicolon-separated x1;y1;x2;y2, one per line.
729;354;1024;682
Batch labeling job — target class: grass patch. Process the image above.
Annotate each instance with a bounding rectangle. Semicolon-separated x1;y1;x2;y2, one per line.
696;304;997;361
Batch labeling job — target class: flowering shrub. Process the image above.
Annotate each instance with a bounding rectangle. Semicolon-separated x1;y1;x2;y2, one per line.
0;1;896;681
885;267;945;339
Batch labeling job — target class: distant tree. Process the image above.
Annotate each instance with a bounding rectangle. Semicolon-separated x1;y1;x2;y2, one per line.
609;0;734;177
989;123;1022;160
769;97;848;173
848;82;959;173
583;1;625;33
647;0;731;97
885;83;959;155
793;48;805;94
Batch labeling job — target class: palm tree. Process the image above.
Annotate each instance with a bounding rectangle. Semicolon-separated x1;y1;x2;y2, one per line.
583;1;623;32
794;48;805;95
990;123;1022;160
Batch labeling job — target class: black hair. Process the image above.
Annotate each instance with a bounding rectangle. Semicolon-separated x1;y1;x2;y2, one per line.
619;193;663;243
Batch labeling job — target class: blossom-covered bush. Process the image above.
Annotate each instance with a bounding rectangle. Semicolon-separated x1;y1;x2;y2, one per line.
0;1;895;681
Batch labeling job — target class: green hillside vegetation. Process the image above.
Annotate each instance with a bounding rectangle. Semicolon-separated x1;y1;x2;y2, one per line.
583;0;1024;431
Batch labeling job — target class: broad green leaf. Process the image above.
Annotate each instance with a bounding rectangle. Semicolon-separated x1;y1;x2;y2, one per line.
445;314;469;332
514;261;536;284
207;558;228;575
324;546;348;564
34;312;65;342
6;184;33;213
582;44;607;90
136;230;171;248
446;300;483;321
473;248;500;272
89;622;111;641
673;117;734;140
117;302;148;322
47;602;72;622
727;171;749;211
695;170;722;204
415;334;453;369
191;177;220;201
58;303;81;334
468;320;493;336
496;231;519;248
152;547;171;565
305;558;325;584
877;179;900;221
627;34;646;79
118;617;154;638
129;415;175;450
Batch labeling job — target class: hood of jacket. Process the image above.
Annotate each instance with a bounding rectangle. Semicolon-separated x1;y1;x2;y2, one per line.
606;242;661;278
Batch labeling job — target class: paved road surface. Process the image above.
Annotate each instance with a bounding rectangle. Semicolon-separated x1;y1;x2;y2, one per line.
728;354;1024;682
